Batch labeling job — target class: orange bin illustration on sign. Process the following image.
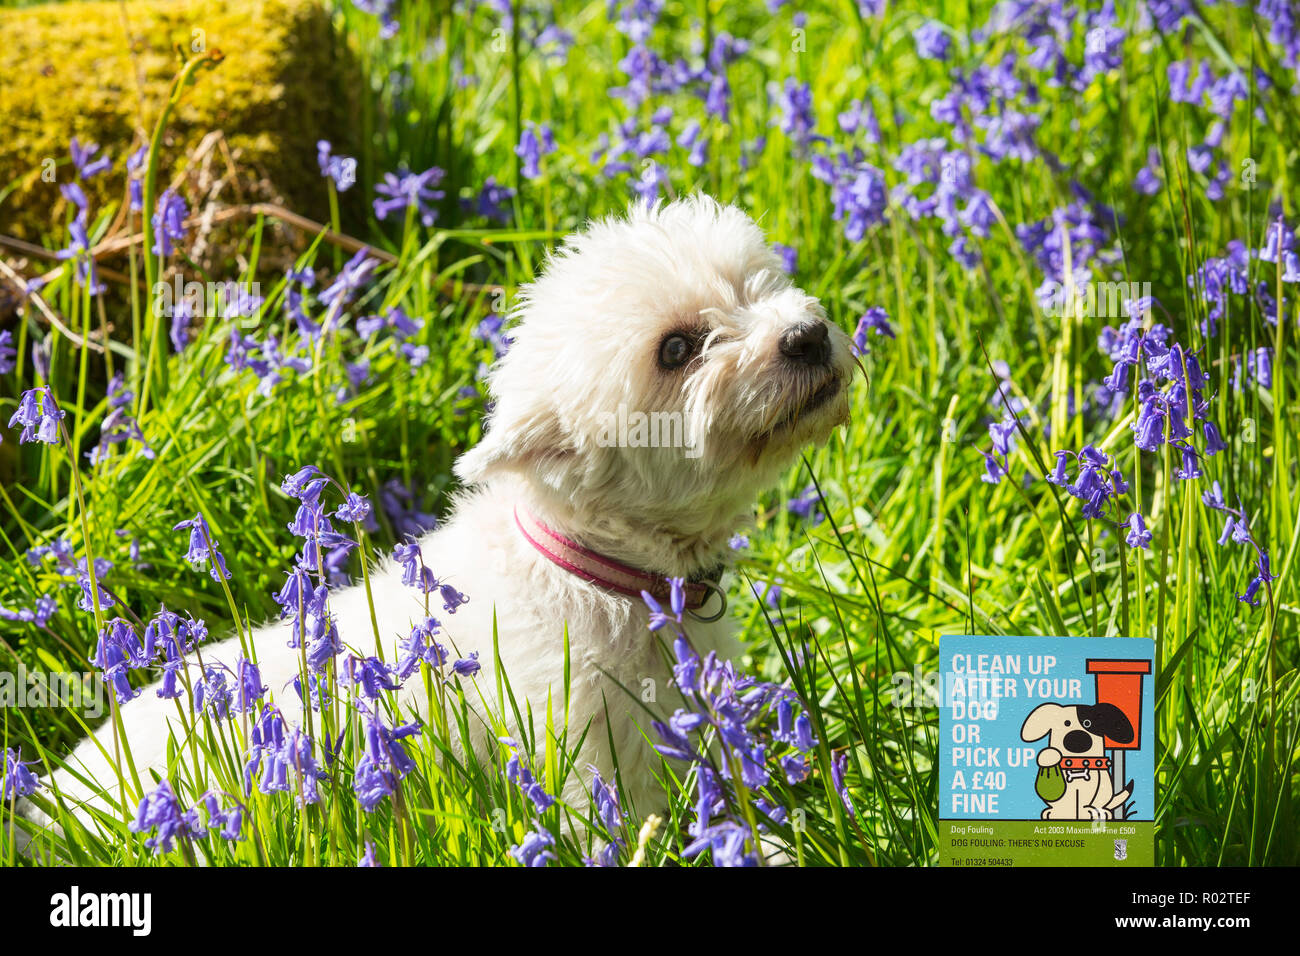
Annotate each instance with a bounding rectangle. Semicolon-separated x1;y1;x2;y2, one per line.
1086;659;1152;749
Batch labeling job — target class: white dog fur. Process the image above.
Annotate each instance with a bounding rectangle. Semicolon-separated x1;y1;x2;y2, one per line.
28;194;855;845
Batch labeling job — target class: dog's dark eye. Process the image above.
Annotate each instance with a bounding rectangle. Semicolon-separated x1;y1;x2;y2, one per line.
659;334;693;370
1064;720;1071;726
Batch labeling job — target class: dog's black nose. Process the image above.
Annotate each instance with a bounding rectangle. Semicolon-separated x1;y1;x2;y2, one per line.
1063;730;1093;754
779;322;831;367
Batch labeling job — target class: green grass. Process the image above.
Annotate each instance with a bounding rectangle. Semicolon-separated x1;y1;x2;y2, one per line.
1;0;1297;865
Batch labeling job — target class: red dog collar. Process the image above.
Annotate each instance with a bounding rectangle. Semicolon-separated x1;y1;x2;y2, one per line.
515;505;715;611
1059;756;1110;771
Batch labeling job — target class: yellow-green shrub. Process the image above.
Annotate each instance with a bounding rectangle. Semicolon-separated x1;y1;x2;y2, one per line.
0;0;359;240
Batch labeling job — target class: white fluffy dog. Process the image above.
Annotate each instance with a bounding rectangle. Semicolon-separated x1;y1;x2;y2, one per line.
33;194;854;843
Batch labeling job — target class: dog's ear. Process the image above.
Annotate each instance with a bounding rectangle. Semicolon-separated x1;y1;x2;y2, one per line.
1076;702;1134;745
1020;703;1061;742
454;392;575;486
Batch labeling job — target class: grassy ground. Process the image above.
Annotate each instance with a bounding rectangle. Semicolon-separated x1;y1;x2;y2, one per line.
0;0;1297;865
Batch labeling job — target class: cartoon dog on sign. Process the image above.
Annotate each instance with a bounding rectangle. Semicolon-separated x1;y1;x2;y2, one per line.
1020;703;1134;820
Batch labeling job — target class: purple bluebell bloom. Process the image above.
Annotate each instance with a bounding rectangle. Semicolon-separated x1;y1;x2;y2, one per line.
8;387;64;444
0;330;15;375
70;137;112;179
173;512;231;581
2;747;40;800
151;189;188;257
913;21;952;60
319;247;379;309
787;484;824;524
449;653;481;678
129;779;204;854
516;123;556;180
464;176;515;222
1125;512;1152;549
373;166;446;226
352;0;399;38
55;215;105;296
126;145;147;212
511;825;556;867
316;139;357;192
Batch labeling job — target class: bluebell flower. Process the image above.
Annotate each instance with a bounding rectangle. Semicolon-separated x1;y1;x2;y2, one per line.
780;752;810;784
2;747;40;800
59;182;87;211
382;480;438;537
344;655;401;699
69;137;112;179
89;373;153;464
393;539;439;593
195;665;232;718
54;214;104;296
640;590;678;632
516;123;556;180
852;306;894;354
0;594;58;627
129;780;204;854
281;465;323;499
316;139;357;192
1173;440;1202;481
319;247;379;309
303;611;343;673
396;616;448;680
683;819;755;867
676;120;708;167
173;513;231;581
510;825;556;867
811;150;888;241
473;312;513;359
234;656;267;713
831;750;855;818
450;653;481;678
353;704;421;811
168;299;194;353
837;99;881;141
588;766;625;836
913;21;952;60
1133;146;1162;195
245;718;326;805
1203;421;1227;456
630;160;669;204
504;741;557;814
1125;513;1152;549
0;329;15;375
92;618;143;703
352;0;399;37
787;484;824;524
335;492;371;524
374;166;446;226
126;145;147;212
8;387;64;444
769;78;829;153
151;189;188;257
463;176;515;222
198;790;245;841
157;660;185;700
76;572;116;615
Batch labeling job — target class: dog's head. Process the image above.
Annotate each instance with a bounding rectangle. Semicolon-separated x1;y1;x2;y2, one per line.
455;195;857;570
1020;702;1134;755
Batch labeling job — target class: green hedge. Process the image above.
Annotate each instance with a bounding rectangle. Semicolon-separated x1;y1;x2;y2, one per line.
0;0;358;240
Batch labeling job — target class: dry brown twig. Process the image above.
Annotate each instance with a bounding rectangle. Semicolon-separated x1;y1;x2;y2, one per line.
0;256;106;353
0;202;504;298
